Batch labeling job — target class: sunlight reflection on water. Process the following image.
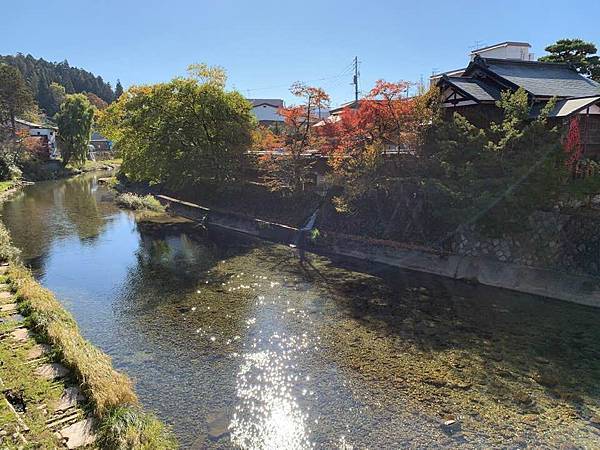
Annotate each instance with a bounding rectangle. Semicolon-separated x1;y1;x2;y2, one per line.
231;347;313;449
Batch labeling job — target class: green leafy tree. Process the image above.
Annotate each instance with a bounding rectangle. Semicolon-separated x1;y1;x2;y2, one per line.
48;82;66;116
114;79;124;100
98;65;255;186
428;88;566;234
55;94;94;167
539;38;600;81
0;64;34;135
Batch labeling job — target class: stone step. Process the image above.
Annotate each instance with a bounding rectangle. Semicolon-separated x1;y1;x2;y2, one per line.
53;387;84;413
58;418;96;449
26;343;52;360
10;327;30;342
46;410;82;430
35;363;69;381
0;303;17;313
0;291;13;301
47;405;79;424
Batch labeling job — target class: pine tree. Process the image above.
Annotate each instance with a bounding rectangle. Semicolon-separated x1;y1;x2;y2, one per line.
539;39;600;81
114;79;124;100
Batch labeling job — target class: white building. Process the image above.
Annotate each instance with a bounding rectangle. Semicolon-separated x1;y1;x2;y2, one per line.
15;118;58;157
431;41;535;86
248;99;284;124
470;41;534;61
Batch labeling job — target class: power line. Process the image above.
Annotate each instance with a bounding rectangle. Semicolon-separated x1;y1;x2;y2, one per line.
242;59;356;96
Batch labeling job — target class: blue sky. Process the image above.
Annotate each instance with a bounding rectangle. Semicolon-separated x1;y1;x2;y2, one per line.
2;0;600;106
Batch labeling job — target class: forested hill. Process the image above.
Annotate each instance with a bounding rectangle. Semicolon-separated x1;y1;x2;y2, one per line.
0;53;115;116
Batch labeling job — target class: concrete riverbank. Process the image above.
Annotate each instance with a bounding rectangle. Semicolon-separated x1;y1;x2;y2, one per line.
157;195;600;307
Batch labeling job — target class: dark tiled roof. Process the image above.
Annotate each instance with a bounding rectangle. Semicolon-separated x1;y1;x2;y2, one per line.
445;77;501;102
90;131;108;141
477;57;600;98
248;98;284;108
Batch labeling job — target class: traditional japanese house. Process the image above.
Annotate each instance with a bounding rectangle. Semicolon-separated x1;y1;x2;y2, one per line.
436;53;600;158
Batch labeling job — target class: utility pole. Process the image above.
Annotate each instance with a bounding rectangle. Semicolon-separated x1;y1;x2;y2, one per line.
352;56;359;107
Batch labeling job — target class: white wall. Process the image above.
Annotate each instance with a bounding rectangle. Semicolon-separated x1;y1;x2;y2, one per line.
252;104;283;122
472;44;533;61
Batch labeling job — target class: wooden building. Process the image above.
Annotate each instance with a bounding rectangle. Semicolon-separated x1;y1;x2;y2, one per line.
436;55;600;157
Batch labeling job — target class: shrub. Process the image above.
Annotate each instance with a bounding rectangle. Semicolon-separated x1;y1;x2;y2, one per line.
0;222;20;262
115;193;164;212
97;406;177;450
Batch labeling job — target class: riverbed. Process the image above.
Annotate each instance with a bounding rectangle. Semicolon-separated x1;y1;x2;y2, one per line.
2;172;600;448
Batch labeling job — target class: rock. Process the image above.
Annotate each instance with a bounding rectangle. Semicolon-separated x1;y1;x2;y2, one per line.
59;419;96;449
441;418;461;433
488;352;503;362
54;387;84;412
425;377;448;388
589;414;600;428
4;389;26;413
532;371;559;388
0;291;12;300
207;409;230;440
35;363;69;380
513;391;534;406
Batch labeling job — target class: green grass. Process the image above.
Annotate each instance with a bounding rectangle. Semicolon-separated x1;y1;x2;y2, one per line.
80;158;122;172
0;181;13;194
115;193;165;212
97;406;178;450
9;265;137;415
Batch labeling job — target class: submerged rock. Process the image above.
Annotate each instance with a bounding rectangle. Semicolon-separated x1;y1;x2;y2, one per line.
207;408;230;440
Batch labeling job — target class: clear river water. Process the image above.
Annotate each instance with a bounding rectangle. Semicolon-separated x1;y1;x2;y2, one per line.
2;172;600;449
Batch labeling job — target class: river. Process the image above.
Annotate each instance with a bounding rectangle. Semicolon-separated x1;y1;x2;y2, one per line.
2;172;600;448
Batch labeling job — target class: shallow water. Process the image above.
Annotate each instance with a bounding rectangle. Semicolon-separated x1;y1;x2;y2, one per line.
3;172;600;448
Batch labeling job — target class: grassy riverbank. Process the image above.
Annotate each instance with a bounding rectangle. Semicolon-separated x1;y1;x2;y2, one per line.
0;221;177;448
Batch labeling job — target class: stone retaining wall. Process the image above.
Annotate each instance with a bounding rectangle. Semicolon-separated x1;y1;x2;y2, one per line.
453;211;600;277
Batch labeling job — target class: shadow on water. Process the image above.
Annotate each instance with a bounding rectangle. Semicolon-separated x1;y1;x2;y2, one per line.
296;255;600;447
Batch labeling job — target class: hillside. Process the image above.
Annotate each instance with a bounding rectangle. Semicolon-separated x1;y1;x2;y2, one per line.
0;53;115;117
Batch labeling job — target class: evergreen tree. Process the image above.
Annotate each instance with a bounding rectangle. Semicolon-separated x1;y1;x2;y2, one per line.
539;38;600;81
0;54;115;115
0;64;34;135
114;79;124;100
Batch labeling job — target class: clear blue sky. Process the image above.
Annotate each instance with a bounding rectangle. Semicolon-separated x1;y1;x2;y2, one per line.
2;0;600;106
